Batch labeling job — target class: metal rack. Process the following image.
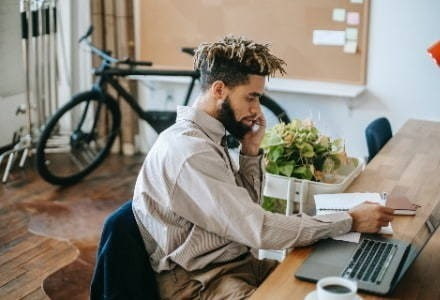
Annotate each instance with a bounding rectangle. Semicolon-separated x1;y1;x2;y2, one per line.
0;0;58;183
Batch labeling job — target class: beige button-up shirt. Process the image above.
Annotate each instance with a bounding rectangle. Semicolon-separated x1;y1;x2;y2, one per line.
133;106;352;273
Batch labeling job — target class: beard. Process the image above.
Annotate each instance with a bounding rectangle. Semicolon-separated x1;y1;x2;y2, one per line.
217;97;252;140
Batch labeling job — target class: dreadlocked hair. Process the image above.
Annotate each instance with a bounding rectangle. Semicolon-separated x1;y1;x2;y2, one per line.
193;35;286;91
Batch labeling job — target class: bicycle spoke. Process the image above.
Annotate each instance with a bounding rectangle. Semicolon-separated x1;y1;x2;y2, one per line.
75;100;91;132
69;152;88;170
81;143;98;161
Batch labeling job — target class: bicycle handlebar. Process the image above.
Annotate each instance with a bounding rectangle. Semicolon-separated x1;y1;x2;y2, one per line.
117;58;153;67
96;68;199;78
79;26;153;67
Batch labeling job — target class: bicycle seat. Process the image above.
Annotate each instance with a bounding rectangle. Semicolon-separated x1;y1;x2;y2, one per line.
181;47;195;57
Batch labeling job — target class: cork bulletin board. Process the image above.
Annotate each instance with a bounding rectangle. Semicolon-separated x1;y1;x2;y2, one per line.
134;0;369;84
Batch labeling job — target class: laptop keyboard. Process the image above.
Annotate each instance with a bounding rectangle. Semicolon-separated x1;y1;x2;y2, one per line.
341;238;397;284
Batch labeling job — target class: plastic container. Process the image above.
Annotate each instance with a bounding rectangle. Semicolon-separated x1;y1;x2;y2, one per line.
259;157;364;261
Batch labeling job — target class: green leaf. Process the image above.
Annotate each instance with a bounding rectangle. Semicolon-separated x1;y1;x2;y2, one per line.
305;164;315;180
265;161;279;175
267;145;284;162
300;143;315;158
261;132;284;148
293;166;307;177
279;163;295;177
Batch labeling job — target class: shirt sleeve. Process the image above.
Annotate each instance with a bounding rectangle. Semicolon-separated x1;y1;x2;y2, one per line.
237;150;264;204
170;150;353;250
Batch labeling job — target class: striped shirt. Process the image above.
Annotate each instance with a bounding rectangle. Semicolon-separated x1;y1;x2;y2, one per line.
132;106;352;273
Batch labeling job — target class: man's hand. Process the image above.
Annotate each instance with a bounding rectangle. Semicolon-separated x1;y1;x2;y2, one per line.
348;201;395;233
241;113;266;156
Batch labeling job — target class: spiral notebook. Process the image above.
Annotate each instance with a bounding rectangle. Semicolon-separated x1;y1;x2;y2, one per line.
314;192;393;243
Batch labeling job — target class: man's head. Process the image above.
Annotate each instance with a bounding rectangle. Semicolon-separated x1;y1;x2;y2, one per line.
193;36;285;139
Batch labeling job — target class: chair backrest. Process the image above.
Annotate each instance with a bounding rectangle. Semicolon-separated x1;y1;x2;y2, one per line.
90;200;159;300
365;117;392;162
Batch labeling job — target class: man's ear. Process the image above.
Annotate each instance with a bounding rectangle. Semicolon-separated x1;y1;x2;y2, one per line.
210;80;228;101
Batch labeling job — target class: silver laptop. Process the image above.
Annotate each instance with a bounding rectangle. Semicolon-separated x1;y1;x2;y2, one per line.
295;200;440;295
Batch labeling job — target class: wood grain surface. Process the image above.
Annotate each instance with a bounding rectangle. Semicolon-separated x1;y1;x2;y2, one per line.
251;119;440;300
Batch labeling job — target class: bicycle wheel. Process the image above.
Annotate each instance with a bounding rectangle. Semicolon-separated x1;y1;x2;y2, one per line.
36;90;121;185
260;94;290;128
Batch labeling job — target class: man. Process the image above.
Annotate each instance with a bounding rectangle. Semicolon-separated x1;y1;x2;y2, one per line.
132;36;394;299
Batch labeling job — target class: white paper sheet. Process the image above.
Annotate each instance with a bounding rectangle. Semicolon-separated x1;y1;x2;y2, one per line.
315;193;384;211
333;232;361;243
344;41;357;54
346;28;358;40
313;30;346;46
332;8;346;22
315;193;393;243
347;12;360;25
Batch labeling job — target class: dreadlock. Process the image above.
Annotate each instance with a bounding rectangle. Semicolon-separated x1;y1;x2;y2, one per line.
193;35;286;91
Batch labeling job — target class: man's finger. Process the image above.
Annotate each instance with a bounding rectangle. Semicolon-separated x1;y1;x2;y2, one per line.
379;206;395;215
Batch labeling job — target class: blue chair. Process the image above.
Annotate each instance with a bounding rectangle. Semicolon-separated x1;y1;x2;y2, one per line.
365;117;392;162
90;201;159;300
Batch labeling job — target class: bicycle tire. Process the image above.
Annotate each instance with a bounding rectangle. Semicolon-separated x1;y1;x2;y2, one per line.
36;90;121;185
260;94;290;125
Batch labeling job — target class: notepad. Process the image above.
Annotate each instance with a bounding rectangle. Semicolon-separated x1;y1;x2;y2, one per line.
315;193;393;243
386;194;419;215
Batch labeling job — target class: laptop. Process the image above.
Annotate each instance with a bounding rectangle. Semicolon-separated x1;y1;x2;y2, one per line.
295;200;440;295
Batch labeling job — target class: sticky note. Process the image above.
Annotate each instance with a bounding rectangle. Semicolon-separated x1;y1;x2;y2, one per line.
332;8;346;22
346;28;358;40
347;12;360;25
350;0;363;3
344;41;358;54
313;30;346;46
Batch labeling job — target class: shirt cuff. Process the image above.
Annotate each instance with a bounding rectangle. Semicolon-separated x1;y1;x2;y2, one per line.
239;149;264;174
314;212;353;237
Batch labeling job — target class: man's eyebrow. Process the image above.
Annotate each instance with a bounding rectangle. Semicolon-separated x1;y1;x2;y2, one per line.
248;92;263;98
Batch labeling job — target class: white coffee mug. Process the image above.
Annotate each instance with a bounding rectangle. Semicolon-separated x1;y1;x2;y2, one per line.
316;276;357;300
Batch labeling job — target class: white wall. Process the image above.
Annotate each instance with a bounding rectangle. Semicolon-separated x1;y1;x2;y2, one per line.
0;0;26;146
138;0;440;159
0;0;91;146
269;0;440;159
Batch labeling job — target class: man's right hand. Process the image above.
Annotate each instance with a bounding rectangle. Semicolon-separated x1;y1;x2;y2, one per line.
348;201;395;233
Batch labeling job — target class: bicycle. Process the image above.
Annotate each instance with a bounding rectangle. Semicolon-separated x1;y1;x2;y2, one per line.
36;27;290;186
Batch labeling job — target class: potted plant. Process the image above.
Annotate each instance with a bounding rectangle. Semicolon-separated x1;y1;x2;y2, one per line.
260;119;362;215
258;119;363;261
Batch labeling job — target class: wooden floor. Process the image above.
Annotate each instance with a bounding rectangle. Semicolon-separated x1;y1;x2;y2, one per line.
0;154;145;299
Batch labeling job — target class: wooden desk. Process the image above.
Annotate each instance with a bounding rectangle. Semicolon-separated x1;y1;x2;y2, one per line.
251;120;440;300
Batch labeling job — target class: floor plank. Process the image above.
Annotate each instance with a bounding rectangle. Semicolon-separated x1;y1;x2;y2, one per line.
0;154;144;299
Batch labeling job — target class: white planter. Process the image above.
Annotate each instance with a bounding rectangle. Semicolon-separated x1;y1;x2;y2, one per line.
258;157;364;261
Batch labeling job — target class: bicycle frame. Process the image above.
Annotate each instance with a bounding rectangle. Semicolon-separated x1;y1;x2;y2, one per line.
82;28;200;123
94;67;200;123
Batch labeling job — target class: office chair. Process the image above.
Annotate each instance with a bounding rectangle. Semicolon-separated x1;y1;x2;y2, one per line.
90;200;159;300
365;117;392;162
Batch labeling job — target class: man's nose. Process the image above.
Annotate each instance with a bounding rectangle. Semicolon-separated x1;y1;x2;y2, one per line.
250;101;261;115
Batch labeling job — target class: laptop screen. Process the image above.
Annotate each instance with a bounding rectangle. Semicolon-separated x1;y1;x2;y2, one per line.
393;199;440;284
412;199;440;254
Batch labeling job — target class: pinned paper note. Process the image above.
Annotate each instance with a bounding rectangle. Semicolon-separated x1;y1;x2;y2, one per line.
313;30;345;46
332;8;346;22
350;0;363;3
347;12;360;25
344;41;358;53
345;28;358;40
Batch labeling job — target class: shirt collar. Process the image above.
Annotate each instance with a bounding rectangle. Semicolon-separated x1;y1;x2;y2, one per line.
176;106;225;145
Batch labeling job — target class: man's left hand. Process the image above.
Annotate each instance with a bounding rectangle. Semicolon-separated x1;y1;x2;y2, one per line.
240;114;266;156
